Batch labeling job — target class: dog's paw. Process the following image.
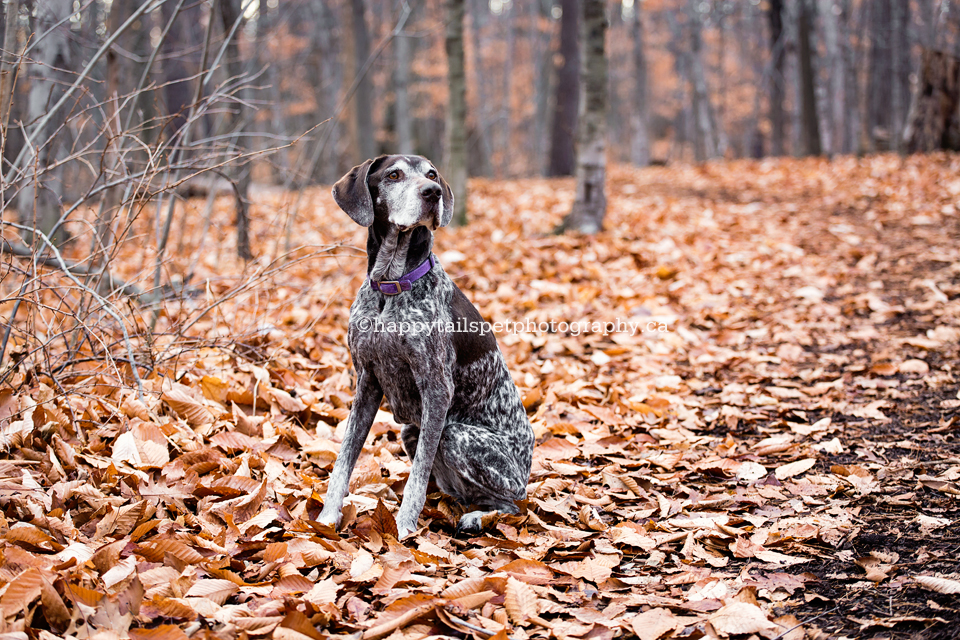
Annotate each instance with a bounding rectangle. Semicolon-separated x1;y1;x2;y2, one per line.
317;507;342;530
456;510;493;536
396;523;418;540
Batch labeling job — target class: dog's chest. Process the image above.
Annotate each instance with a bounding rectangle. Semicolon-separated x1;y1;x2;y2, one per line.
348;282;452;423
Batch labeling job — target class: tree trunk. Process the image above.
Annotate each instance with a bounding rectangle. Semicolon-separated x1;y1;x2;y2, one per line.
891;0;911;152
630;0;650;166
350;0;375;162
445;0;467;226
394;3;414;155
561;0;606;234
93;0;132;268
499;2;514;177
532;0;552;175
866;0;892;151
17;0;72;246
548;0;579;177
798;0;822;156
161;0;201;140
218;0;252;260
768;0;786;156
818;0;843;155
902;49;960;152
840;0;860;154
0;0;21;135
688;0;719;162
468;0;492;176
306;0;340;182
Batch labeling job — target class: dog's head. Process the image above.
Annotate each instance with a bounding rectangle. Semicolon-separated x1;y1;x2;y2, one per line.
332;155;454;230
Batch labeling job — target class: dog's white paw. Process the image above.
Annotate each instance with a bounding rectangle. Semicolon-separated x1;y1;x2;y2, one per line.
457;510;485;534
396;519;418;540
317;506;342;530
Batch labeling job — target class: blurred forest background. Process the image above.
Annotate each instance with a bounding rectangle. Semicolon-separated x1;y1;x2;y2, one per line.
4;0;960;372
4;0;960;244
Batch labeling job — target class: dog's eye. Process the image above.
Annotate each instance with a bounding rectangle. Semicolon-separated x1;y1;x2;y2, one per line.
426;170;437;180
388;171;401;180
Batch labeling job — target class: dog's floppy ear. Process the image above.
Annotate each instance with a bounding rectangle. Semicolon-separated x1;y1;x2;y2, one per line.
436;171;455;227
332;158;378;226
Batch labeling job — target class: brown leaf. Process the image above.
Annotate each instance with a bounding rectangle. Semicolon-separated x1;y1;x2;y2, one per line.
914;575;960;594
630;607;683;640
162;386;215;427
504;576;538;625
129;625;190;640
709;602;776;636
362;594;438;639
372;498;399;539
184;579;239;605
1;568;44;617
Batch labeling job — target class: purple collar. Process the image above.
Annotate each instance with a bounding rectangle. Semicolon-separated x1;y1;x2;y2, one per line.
369;255;436;295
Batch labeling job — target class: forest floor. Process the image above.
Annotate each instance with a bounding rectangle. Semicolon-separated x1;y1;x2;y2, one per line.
1;154;959;640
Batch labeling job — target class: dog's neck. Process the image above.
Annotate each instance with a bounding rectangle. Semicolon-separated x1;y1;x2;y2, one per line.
367;221;433;281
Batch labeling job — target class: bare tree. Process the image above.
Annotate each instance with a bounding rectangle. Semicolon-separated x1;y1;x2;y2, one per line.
818;0;843;155
218;0;252;260
687;0;720;161
561;0;606;234
17;0;72;246
548;0;579;177
768;0;786;156
630;0;651;167
798;0;821;156
0;0;21;134
445;0;467;226
305;0;341;182
350;0;375;162
395;1;415;155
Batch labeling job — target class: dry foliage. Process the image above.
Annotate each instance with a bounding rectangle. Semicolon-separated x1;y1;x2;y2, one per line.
1;154;959;638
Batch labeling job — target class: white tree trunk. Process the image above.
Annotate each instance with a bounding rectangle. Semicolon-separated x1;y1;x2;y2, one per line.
818;0;844;155
445;0;467;226
687;0;719;161
562;0;607;234
630;2;650;166
17;0;72;245
394;3;414;155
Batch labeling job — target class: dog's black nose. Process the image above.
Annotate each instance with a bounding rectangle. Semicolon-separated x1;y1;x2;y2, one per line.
421;184;441;202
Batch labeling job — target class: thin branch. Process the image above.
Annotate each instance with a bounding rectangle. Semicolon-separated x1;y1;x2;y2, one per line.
2;0;164;187
0;223;145;400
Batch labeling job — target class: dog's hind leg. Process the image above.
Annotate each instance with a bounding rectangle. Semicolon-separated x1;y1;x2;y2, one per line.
429;421;533;534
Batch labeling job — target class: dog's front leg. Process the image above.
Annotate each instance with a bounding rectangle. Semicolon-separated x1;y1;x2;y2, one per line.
395;380;453;539
318;369;383;529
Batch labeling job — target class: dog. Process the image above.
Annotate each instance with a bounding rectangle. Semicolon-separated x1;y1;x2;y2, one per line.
317;154;535;540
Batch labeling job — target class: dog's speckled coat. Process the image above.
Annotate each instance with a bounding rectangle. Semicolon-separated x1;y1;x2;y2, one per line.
318;155;534;539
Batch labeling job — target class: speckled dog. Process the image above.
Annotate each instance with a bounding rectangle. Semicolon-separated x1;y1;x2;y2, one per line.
318;154;534;539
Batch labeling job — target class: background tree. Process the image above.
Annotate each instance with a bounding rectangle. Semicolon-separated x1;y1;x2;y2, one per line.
16;0;72;246
548;0;579;177
768;0;786;156
445;0;468;226
797;0;821;156
630;0;650;167
561;0;606;234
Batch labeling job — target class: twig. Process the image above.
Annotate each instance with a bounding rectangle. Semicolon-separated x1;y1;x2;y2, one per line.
150;1;218;331
2;0;164;186
0;238;144;299
0;222;145;400
442;613;494;637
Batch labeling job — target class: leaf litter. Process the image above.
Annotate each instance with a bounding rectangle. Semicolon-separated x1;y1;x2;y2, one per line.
1;154;959;638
